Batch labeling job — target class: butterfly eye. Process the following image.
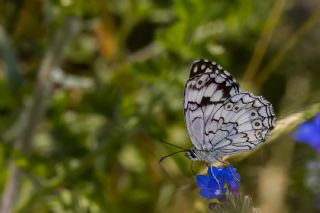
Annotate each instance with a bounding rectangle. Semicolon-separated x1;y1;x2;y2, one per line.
225;103;233;110
253;120;262;129
185;150;197;160
191;150;197;158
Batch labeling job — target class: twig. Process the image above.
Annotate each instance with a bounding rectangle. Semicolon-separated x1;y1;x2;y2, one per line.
243;0;285;82
256;6;320;87
0;17;80;213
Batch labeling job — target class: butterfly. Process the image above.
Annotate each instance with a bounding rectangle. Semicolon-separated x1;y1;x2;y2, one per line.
184;59;275;164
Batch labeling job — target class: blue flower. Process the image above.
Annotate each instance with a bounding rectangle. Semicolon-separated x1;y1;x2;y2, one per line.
196;164;240;199
293;113;320;151
222;164;241;194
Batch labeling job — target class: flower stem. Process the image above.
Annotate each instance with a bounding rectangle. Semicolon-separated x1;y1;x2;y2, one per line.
0;17;80;213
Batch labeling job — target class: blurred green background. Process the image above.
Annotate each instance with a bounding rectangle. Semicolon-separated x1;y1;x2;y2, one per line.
0;0;320;212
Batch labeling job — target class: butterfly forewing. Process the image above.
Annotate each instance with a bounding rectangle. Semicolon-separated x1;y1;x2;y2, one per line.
184;59;240;151
184;59;275;160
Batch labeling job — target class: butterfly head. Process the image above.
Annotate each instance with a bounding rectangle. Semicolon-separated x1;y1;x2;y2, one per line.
185;148;199;161
185;148;222;163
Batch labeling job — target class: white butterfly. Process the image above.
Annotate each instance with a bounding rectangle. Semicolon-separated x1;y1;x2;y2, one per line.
184;59;275;163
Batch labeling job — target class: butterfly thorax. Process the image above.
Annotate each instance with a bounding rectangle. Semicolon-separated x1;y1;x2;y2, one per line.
185;148;223;164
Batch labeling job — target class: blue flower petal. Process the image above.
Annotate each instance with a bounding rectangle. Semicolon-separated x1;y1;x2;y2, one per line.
207;166;217;178
207;178;221;190
214;188;226;196
314;113;320;127
294;123;320;143
228;180;240;194
225;165;241;181
293;115;320;152
200;188;225;199
222;169;233;181
200;188;217;199
196;165;241;200
208;166;224;180
196;175;209;188
309;140;320;150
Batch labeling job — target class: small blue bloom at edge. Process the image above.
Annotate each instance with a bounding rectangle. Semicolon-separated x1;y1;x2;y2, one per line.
195;164;241;199
196;175;209;188
293;113;320;151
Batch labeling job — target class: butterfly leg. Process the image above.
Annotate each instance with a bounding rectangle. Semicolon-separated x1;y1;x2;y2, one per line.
222;162;240;181
190;161;196;176
222;161;229;167
216;157;228;167
222;162;240;182
209;163;221;190
228;166;240;182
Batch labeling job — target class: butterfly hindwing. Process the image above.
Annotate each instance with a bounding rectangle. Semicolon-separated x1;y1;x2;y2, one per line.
209;93;275;155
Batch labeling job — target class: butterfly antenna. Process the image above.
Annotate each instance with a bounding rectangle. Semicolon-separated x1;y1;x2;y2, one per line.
209;164;221;190
226;164;240;182
159;150;186;163
159;139;188;150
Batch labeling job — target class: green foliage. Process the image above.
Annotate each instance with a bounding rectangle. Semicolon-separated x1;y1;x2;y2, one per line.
0;0;320;212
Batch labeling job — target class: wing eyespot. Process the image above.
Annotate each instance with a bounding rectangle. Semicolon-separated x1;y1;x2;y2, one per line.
250;111;259;119
225;103;233;110
255;130;263;140
233;105;241;112
253;120;262;129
